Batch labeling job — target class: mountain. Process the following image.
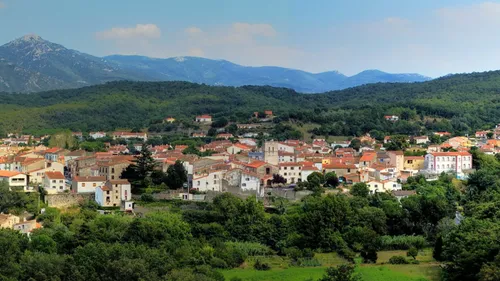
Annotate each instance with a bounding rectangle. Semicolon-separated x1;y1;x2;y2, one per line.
0;34;148;92
0;34;432;93
105;55;431;93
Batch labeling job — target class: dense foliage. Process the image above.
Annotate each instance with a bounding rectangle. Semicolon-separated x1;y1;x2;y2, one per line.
0;74;497;136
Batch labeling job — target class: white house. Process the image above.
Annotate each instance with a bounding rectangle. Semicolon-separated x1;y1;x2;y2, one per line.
0;170;28;191
413;136;430;144
192;170;225;192
43;171;67;193
195;115;212;123
89;132;107;139
300;165;319;182
278;162;302;184
240;171;261;192
367;180;402;194
72;176;106;193
424;152;473;176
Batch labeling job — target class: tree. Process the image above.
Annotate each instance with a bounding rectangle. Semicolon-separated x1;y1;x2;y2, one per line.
271;174;287;185
349;139;361;150
486;132;494;139
407;246;418;260
165;160;187;189
350;183;369;198
318;264;362;281
307;172;324;186
121;146;158;190
325;172;340;188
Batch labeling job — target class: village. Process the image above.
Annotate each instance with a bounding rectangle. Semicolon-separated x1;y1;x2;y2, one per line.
0;112;499;234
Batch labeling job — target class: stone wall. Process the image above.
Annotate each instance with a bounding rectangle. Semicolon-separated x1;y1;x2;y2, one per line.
44;193;94;208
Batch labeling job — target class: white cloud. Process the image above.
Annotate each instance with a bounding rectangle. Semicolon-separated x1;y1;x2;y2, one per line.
96;24;161;40
185;27;203;36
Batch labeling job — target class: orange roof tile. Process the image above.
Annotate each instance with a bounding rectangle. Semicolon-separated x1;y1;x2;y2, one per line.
0;170;21;177
45;171;65;179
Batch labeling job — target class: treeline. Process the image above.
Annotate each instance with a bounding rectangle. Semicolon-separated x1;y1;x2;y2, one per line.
0;72;498;135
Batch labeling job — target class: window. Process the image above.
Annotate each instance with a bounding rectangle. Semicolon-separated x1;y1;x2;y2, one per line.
284;167;287;170
116;196;118;199
82;183;86;187
111;175;115;180
246;178;250;181
213;180;216;184
291;167;294;170
106;191;110;195
59;180;63;183
52;180;56;183
284;173;287;176
60;186;63;190
52;186;56;189
111;168;115;173
197;181;200;186
93;183;96;187
242;183;246;187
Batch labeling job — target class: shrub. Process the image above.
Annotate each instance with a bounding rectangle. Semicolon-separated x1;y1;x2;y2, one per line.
140;193;155;202
407;246;418;260
254;259;271;271
210;257;228;269
297;258;322;267
388;256;409;264
225;242;273;257
380;235;426;250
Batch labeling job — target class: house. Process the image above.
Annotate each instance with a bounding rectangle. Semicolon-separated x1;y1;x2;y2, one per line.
475;131;490;138
89;131;106;139
98;160;131;180
368;163;398;181
403;156;425;171
323;163;357;177
195;115;212;123
264;110;273;118
64;150;87;164
237;124;261;129
384;115;399;122
44;147;66;163
359;152;377;168
392;190;416;202
43;171;67;193
0;214;20;229
72;176;106;193
434;132;451;137
331;141;351;149
413;136;429;144
13;219;42;235
164;117;176;123
300;165;319;182
227;143;252;154
112;131;148;141
424;152;473;177
384;136;392;144
387;151;405;172
192;170;226;192
95;180;132;207
72;132;83;140
367;180;402;194
278;162;302;184
216;133;233;140
278;151;296;163
191;132;207;138
27;161;65;184
0;170;28;191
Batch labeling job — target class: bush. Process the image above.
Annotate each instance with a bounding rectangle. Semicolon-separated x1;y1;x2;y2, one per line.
225;242;273;256
380;235;426;250
388;256;409;264
209;257;228;269
296;258;322;267
140;193;155;202
407;246;418;260
253;259;271;271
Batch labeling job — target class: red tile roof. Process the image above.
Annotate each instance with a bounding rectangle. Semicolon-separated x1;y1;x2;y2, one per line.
45;171;65;179
0;170;21;177
245;160;267;168
73;176;106;182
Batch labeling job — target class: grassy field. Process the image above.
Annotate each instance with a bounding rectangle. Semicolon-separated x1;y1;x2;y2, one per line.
222;251;441;281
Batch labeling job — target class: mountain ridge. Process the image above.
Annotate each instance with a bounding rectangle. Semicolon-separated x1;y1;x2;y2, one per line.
0;34;432;93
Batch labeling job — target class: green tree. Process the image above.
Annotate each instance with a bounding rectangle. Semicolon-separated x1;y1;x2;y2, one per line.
325;172;340;188
165;160;187;189
406;246;418;260
318;264;362;281
121;146;158;191
350;183;369;198
307;172;324;187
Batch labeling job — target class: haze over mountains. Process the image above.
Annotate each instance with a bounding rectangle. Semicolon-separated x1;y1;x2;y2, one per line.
0;34;432;93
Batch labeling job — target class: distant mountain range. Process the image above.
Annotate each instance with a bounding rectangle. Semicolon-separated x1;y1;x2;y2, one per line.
0;34;432;93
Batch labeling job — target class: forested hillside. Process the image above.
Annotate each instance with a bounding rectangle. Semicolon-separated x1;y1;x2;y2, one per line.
0;69;498;135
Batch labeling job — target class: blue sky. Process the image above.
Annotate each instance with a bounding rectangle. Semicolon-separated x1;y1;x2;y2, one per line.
0;0;498;77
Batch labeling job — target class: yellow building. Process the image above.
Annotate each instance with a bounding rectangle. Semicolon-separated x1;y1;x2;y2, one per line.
403;156;425;171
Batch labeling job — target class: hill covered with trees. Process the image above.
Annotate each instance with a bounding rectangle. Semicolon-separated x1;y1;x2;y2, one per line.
0;69;498;135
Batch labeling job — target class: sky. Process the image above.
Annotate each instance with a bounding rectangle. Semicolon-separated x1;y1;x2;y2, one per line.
1;0;499;77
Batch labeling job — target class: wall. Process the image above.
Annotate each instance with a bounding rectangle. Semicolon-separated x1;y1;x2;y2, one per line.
44;193;94;208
